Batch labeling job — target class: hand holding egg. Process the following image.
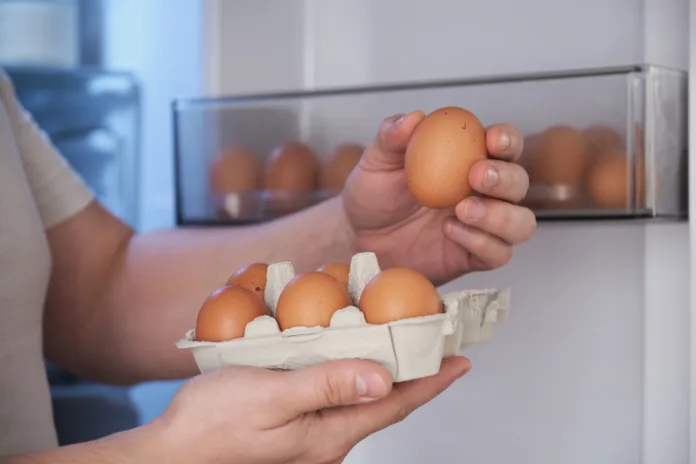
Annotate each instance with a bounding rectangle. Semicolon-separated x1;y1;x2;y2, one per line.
343;108;536;285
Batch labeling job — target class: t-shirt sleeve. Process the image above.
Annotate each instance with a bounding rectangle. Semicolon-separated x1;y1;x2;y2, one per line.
0;71;94;229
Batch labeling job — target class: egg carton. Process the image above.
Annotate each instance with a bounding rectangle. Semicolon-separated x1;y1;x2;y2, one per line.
176;252;510;382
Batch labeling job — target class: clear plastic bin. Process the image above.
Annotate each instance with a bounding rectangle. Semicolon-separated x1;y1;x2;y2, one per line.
173;64;688;225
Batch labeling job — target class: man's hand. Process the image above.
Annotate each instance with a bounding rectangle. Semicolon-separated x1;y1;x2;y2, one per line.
159;357;471;463
344;111;536;285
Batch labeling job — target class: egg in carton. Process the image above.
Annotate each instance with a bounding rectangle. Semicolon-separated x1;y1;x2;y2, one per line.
176;252;510;382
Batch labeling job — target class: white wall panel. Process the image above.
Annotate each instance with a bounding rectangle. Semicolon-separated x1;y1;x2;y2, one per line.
206;1;691;462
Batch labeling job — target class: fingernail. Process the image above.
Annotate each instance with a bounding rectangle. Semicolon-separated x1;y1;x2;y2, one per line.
392;114;406;127
463;197;486;219
456;366;471;380
356;372;388;399
483;167;499;188
499;131;511;150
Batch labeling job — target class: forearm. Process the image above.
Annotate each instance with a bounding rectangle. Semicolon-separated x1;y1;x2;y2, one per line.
2;424;167;464
97;195;355;383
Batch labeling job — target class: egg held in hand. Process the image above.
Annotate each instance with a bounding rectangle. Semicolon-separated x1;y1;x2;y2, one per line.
405;106;487;209
275;271;353;330
317;262;350;287
226;262;268;299
195;286;270;342
359;268;442;325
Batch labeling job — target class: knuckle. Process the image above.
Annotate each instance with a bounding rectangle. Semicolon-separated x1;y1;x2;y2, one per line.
391;401;416;424
490;247;512;269
393;403;413;424
468;226;489;250
334;437;356;460
311;435;353;464
498;247;513;267
521;209;538;242
319;371;355;407
494;204;516;240
312;447;348;464
506;163;529;203
486;237;512;267
516;166;531;199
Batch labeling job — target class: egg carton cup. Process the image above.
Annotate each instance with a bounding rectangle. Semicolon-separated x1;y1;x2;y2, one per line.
176;252;510;382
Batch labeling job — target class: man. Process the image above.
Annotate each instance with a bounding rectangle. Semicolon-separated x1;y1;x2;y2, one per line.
0;68;535;462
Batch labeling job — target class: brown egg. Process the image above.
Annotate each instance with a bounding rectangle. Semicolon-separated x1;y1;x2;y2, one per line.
358;268;442;325
317;262;350;287
209;146;262;193
226;263;269;299
535;125;588;186
583;125;623;158
405;107;487;208
264;141;320;191
319;143;364;192
586;150;646;209
275;271;353;330
195;286;269;342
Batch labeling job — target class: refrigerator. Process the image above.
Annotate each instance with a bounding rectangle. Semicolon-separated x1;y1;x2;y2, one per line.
188;1;692;463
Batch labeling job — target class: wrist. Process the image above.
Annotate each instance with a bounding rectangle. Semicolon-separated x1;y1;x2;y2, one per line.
106;419;185;463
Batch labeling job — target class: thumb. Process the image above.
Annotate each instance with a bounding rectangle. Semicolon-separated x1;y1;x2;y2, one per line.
363;110;425;169
267;359;393;426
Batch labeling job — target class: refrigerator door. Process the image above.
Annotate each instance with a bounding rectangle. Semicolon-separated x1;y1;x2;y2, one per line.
4;65;141;228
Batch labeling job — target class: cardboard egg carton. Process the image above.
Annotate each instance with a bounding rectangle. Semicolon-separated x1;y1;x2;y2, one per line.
176;252;510;382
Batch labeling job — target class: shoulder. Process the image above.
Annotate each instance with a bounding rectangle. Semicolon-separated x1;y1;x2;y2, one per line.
0;68;20;121
0;68;14;98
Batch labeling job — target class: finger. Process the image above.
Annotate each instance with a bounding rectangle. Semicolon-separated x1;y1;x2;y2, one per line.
266;359;393;427
468;159;530;203
442;218;513;270
321;357;471;446
363;110;426;169
454;197;537;245
485;123;524;160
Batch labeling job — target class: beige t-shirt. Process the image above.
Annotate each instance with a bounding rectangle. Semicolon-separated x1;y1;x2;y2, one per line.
0;70;94;455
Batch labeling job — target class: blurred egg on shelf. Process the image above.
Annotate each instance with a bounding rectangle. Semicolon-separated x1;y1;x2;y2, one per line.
319;143;364;192
586;150;646;209
535;125;588;186
405;106;487;209
226;263;269;299
522;183;589;211
195;286;269;342
264;141;320;191
317;262;350;287
518;132;541;184
275;271;352;330
209;146;264;220
582;125;623;159
264;141;320;214
208;146;262;194
359;268;442;325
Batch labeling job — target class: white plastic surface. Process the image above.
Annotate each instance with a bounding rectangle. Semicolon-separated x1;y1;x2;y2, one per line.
177;252;509;382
